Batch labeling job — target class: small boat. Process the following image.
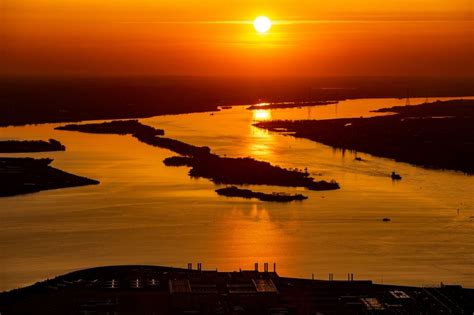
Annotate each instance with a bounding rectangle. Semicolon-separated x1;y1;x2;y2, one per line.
391;172;402;180
354;157;363;161
382;218;391;222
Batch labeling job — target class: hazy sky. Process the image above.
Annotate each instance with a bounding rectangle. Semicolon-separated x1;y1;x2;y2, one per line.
1;0;473;76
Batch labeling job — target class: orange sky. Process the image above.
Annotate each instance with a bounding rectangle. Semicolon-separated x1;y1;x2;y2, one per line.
1;0;473;76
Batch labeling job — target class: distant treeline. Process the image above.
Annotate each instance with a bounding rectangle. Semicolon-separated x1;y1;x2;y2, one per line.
1;76;473;126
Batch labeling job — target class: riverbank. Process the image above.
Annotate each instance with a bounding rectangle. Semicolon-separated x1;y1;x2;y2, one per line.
56;120;164;136
57;120;340;195
2;76;473;127
256;100;474;173
0;158;99;197
0;139;65;153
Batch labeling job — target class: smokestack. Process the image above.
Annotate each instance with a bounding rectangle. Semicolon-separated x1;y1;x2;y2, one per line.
255;263;259;272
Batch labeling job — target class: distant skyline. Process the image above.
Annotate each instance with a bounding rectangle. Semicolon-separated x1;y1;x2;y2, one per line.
1;0;473;76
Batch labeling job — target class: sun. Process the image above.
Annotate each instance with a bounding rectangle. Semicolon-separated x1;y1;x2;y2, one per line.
253;16;272;34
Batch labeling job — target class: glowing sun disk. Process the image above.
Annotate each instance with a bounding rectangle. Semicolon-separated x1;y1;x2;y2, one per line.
253;16;272;33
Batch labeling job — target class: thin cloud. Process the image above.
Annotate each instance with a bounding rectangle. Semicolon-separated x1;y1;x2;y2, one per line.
123;17;472;25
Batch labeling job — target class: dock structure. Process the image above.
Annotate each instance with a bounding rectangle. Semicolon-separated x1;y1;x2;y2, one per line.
1;264;473;314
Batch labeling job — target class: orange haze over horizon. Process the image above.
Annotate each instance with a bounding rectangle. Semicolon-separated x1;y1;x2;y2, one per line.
1;0;473;77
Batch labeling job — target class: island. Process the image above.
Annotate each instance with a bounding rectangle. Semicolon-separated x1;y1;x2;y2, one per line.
134;134;211;157
57;120;340;195
56;120;164;136
57;121;211;157
0;139;65;153
164;155;339;190
255;100;474;173
247;100;338;110
0;158;99;197
216;186;308;202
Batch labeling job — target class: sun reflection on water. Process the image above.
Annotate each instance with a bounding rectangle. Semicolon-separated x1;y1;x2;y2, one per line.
253;109;271;121
217;204;283;262
248;126;274;159
247;109;274;158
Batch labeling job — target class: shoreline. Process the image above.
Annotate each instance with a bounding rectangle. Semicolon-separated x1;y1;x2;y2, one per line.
56;120;340;196
255;100;474;174
2;94;473;128
0;157;99;197
0;139;65;153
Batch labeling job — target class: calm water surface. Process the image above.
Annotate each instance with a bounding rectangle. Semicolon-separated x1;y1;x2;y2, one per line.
0;97;473;291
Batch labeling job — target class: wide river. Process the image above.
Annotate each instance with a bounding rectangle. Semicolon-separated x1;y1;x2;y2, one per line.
1;97;473;291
